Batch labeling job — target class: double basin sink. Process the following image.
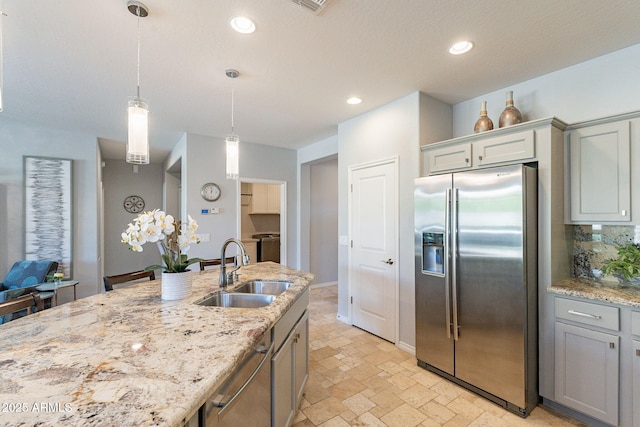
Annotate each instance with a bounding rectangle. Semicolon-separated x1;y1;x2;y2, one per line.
196;280;292;308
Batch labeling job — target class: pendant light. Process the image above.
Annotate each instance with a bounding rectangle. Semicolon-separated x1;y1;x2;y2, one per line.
225;69;240;180
126;1;150;165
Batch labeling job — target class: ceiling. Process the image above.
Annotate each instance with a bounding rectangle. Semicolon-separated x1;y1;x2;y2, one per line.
3;1;640;163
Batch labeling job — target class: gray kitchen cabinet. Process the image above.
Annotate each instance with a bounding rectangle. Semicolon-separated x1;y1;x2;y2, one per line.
272;311;308;427
421;120;540;175
294;311;309;405
554;322;619;425
473;129;535;167
424;141;472;173
272;289;309;427
554;296;620;426
566;119;631;223
634;340;640;427
633;310;640;427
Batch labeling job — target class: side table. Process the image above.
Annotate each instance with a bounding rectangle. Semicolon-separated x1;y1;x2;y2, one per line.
36;280;79;307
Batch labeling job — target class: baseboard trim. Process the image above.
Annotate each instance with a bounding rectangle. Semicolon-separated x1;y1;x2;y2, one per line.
310;281;338;289
396;340;415;355
336;313;351;325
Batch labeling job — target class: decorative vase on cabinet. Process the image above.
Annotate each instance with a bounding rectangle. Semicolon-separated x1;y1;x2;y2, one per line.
474;101;494;133
499;91;522;128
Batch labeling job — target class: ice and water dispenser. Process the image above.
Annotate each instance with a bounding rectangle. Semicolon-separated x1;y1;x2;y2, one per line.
421;232;445;276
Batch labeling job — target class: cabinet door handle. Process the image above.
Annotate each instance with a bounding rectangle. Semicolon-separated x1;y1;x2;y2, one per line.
567;309;601;320
478;155;483;161
465;158;470;163
609;342;615;349
636;349;640;357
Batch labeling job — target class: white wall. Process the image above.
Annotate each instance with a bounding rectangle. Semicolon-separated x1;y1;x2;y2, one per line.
0;116;100;298
453;44;640;138
337;92;452;349
310;158;338;284
102;160;164;276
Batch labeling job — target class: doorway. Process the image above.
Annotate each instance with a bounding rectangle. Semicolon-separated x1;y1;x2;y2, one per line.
237;178;287;266
349;157;398;343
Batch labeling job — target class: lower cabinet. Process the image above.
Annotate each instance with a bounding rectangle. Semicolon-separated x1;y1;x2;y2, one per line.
554;321;619;425
634;340;640;427
272;311;309;427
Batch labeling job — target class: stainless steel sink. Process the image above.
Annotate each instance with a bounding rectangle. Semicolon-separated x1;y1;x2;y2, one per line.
234;280;292;296
196;292;275;308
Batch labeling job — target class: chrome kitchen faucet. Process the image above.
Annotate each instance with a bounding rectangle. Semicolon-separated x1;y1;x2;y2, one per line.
219;238;250;288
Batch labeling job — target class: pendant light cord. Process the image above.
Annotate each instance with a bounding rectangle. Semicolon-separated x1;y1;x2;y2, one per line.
136;6;141;99
231;87;235;134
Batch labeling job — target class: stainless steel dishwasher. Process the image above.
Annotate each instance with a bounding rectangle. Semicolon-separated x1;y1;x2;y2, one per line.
203;331;273;427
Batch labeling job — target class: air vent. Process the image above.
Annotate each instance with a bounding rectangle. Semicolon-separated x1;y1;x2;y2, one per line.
291;0;331;14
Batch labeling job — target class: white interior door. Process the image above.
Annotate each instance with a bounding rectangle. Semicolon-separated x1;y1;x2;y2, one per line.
350;159;398;342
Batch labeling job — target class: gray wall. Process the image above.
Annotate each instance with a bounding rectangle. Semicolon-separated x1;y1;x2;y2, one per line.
167;133;298;267
102;160;164;276
337;92;452;349
453;44;640;137
309;157;338;284
0;116;100;298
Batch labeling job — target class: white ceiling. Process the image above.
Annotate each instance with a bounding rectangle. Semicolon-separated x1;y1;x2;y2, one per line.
3;0;640;163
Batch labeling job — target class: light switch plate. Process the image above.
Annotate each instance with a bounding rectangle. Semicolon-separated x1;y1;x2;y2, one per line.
339;235;349;246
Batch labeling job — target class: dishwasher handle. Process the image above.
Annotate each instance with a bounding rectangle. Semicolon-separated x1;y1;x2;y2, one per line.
210;340;274;413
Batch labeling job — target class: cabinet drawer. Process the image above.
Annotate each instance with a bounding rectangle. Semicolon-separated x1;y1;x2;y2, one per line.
555;297;619;331
632;311;640;337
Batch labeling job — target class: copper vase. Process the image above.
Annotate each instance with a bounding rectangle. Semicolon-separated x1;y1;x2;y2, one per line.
474;101;493;133
499;91;522;128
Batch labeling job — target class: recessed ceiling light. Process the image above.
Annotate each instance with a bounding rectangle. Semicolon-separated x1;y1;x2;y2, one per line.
347;97;362;105
448;41;474;55
230;16;256;34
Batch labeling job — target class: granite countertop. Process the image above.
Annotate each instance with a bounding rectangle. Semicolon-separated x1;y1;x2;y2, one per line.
549;278;640;308
0;262;313;427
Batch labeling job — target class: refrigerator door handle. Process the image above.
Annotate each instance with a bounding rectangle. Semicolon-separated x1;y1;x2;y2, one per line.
445;189;452;339
451;188;460;341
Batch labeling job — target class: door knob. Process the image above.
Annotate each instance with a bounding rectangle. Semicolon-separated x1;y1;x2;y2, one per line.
380;259;394;265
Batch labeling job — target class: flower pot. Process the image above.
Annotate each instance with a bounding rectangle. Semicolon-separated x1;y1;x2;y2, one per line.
161;271;192;300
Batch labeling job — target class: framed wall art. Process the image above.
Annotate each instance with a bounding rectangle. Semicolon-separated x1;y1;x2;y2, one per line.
23;156;73;278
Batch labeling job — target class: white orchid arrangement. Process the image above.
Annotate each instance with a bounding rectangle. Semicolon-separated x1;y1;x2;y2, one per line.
121;209;202;273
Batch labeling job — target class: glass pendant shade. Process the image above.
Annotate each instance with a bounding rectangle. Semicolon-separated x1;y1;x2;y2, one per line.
226;134;239;179
127;98;150;164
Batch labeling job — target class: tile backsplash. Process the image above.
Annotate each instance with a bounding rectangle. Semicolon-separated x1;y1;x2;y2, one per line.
573;225;640;280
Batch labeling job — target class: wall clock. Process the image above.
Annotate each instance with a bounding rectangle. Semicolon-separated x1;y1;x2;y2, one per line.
201;182;221;202
123;195;145;213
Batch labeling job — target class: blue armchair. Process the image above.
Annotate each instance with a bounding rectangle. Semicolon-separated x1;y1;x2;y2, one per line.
0;260;59;324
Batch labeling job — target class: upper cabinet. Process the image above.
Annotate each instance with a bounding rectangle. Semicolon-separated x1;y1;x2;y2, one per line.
421;117;563;176
565;112;639;224
249;183;281;214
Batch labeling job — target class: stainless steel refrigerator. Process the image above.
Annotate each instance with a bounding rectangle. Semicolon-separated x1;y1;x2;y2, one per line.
414;163;538;416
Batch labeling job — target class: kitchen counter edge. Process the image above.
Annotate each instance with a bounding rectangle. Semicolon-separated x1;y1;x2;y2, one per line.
549;278;640;308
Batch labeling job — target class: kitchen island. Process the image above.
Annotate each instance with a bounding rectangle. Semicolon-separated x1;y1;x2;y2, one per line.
0;262;313;427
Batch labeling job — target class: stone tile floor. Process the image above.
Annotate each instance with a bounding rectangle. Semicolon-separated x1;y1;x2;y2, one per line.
293;285;586;427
